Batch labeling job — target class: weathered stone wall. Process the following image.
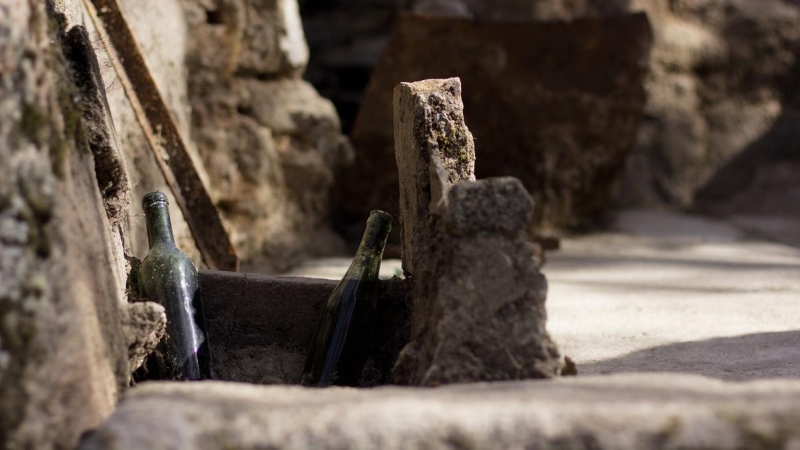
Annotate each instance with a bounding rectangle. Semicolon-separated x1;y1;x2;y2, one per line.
613;0;800;209
334;13;652;238
180;0;353;272
305;0;800;228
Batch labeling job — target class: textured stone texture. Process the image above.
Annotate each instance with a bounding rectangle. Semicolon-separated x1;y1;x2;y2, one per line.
394;178;562;384
694;82;800;219
199;270;411;386
81;374;800;450
122;302;167;374
180;0;352;272
335;14;652;236
2;0;360;444
80;0;206;266
610;0;800;209
392;78;475;276
62;24;130;225
0;2;158;447
391;79;560;385
444;177;533;237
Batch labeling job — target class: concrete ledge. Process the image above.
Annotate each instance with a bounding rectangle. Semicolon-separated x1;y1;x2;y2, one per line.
82;373;800;449
201;271;336;350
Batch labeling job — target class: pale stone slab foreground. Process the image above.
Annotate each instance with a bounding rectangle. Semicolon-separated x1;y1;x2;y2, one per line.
82;374;800;449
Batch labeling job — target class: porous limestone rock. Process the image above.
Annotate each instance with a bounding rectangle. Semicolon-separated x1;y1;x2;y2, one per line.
181;0;352;271
390;79;561;385
80;374;800;449
391;78;475;276
0;2;157;447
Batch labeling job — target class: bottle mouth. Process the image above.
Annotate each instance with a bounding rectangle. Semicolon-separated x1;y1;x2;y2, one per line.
142;191;169;209
368;210;392;229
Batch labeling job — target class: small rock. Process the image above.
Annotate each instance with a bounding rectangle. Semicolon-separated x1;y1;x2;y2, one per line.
121;302;167;374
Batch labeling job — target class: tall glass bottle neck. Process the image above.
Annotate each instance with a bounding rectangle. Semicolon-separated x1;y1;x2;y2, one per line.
143;192;176;248
354;211;392;260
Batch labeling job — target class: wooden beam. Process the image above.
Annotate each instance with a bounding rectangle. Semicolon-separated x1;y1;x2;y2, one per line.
84;0;238;271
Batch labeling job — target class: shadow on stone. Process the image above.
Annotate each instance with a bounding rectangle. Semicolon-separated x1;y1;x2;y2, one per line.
578;331;800;381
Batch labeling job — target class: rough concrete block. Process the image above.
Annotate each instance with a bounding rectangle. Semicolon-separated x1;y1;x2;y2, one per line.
391;79;561;385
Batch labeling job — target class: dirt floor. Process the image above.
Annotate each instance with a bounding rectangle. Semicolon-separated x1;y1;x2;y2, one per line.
287;209;800;381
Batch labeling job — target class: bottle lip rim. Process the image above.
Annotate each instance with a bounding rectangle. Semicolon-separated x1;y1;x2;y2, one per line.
142;191;169;208
368;210;392;222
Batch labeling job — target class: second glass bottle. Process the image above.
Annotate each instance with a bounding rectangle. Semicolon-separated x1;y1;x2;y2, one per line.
301;210;392;387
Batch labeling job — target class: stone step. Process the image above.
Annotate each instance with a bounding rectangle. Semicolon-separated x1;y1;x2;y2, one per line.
80;374;800;449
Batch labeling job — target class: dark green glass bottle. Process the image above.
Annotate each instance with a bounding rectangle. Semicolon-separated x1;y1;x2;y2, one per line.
301;210;392;387
138;191;211;380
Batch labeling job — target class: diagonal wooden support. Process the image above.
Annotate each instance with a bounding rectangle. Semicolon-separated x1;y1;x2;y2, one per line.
84;0;238;271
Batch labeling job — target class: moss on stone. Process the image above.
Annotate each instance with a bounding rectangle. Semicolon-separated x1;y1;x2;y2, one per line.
17;103;49;147
125;255;145;301
651;416;684;446
45;5;88;178
732;417;795;450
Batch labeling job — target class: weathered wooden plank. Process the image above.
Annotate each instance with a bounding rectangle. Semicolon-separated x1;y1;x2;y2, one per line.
84;0;238;270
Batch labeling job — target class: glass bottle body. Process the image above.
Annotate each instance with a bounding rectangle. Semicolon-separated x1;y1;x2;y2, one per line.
138;192;211;380
301;210;392;387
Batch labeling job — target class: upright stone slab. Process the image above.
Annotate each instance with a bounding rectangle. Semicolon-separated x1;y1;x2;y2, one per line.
392;78;561;385
393;78;475;277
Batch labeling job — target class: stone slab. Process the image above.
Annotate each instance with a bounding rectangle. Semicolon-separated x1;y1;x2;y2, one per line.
81;374;800;449
392;77;475;276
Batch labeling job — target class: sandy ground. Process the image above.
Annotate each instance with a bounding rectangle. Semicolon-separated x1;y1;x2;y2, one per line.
286;210;800;381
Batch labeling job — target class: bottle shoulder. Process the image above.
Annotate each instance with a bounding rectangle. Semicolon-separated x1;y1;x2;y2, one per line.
140;246;198;279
